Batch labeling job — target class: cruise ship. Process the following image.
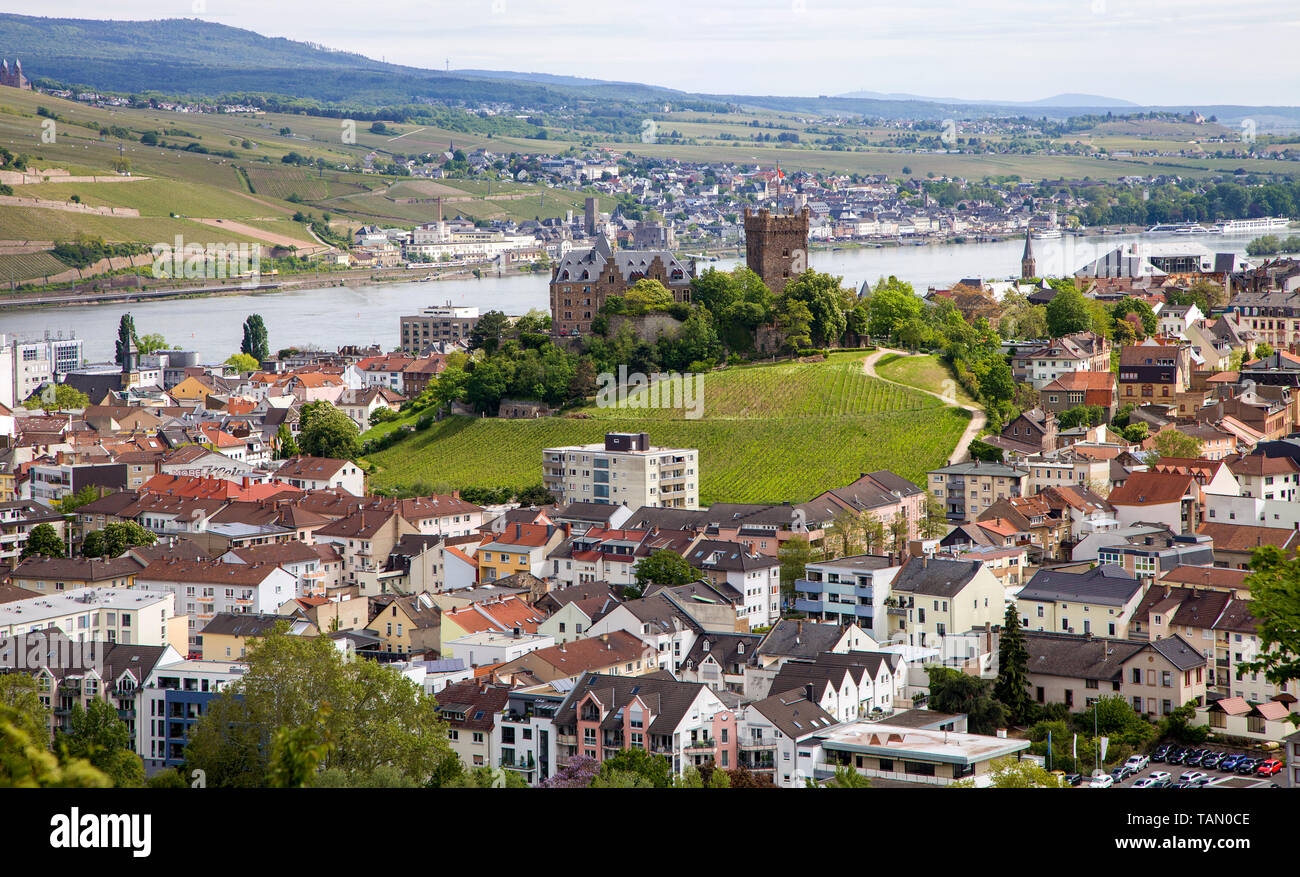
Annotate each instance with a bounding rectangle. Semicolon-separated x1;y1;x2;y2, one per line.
1216;216;1293;234
1145;222;1215;235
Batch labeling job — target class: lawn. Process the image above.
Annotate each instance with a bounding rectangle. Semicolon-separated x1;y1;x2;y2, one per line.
874;353;979;407
363;352;971;504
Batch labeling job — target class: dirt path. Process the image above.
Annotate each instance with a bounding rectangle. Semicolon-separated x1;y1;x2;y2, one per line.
863;348;987;465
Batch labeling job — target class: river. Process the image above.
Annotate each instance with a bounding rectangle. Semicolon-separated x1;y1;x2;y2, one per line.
0;229;1262;362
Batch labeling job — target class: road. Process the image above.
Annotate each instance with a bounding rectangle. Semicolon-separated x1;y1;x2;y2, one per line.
862;347;987;465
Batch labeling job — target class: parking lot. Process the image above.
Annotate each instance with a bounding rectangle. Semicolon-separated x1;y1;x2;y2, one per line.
1113;746;1282;788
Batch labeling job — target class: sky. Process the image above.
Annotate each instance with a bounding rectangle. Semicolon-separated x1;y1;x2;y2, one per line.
4;0;1299;106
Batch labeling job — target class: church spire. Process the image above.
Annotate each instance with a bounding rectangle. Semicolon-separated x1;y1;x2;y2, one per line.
1021;230;1036;280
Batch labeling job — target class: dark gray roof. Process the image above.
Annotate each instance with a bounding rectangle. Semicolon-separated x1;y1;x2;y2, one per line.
756;619;845;660
770;650;901;696
1017;564;1141;607
890;557;984;599
1025;631;1206;681
199;612;292;638
750;689;838;738
553;672;710;735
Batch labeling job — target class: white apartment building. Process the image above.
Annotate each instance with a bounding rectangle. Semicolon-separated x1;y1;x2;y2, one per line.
0;587;179;648
0;333;84;409
134;559;294;648
543;432;699;509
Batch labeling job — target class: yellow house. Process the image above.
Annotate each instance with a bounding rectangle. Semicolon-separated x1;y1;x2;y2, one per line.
169;374;222;404
198;612;316;661
368;593;441;657
476;523;558;582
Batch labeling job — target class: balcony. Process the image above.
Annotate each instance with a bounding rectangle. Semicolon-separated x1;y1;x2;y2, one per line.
685;739;717;751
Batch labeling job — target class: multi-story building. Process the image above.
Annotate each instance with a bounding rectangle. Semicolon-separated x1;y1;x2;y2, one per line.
793;554;900;640
134;559;294;649
1011;332;1111;390
0;333;84;409
1117;340;1191;406
886;556;1004;650
543;432;699;509
399;304;480;354
743;207;810;295
0;587;180;648
1023;630;1208;717
685;539;782;630
494;686;564;786
552;672;733;775
139;658;246;771
1015;564;1144;638
927;460;1030;523
548;235;694;337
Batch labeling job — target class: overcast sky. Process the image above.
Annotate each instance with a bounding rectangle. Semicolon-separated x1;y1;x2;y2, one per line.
6;0;1299;105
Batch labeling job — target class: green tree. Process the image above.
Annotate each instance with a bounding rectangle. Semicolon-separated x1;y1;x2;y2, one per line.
952;756;1064;788
184;625;454;787
1057;404;1105;430
298;401;361;460
1253;342;1275;361
57;699;145;787
114;313;138;371
1239;545;1300;716
57;485;100;515
136;333;169;355
921;491;948;539
1111;298;1157;336
926;666;1007;734
781;270;852;347
267;712;334;788
468;310;510;354
865;275;923;341
0;675;48;742
0;705;110;788
993;603;1032;724
778;535;814;598
225;353;260;372
774;296;813;353
273;423;300;460
1044;284;1091;338
816;765;872;788
20;523;65;560
634;549;700;587
81;521;155;558
1157;699;1211;744
1147;429;1203;461
596;748;673;788
240;314;269;363
622;278;676;314
464;359;510;414
22;384;89;411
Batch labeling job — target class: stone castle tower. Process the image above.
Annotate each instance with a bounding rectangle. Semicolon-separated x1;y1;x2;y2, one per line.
1021;231;1036;279
0;59;31;90
744;206;810;295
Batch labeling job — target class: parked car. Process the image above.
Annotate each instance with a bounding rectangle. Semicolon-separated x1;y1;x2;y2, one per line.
1089;774;1115;789
1179;770;1209;784
1257;759;1283;776
1133;777;1159;788
1149;775;1174;788
1063;773;1083;787
1148;771;1172;783
1182;749;1208;767
1219;754;1244;771
1165;746;1187;764
1236;758;1261;774
1151;744;1172;762
1125;754;1150;772
1176;776;1210;788
1111;765;1136;781
1200;751;1224;769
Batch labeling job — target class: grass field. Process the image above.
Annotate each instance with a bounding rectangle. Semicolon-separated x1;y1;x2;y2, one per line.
874;353;979;407
363;352;970;504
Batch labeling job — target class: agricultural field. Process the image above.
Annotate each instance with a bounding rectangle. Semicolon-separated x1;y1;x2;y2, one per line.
363;353;970;503
0;251;69;282
11;177;281;220
874;353;978;407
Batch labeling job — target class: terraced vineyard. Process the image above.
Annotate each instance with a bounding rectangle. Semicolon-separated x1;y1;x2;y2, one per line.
363;353;970;504
0;251;70;282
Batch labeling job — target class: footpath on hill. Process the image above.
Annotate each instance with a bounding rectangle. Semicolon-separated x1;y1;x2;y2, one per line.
862;347;987;465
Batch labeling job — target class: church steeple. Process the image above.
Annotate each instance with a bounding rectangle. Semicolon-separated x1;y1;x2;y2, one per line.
1021;231;1036;280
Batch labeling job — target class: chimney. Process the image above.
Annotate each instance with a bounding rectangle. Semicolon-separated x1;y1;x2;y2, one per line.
803;683;814;702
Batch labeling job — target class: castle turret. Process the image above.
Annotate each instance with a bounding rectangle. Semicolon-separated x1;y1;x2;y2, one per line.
744;207;811;295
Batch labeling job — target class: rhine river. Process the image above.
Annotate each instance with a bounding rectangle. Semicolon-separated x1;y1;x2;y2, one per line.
0;229;1263;363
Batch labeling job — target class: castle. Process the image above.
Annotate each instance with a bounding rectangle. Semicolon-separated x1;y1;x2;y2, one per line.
743;206;811;295
549;234;694;337
0;59;31;90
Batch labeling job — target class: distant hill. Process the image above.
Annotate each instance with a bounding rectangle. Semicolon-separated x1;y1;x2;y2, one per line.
3;14;1298;127
836;89;1138;108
